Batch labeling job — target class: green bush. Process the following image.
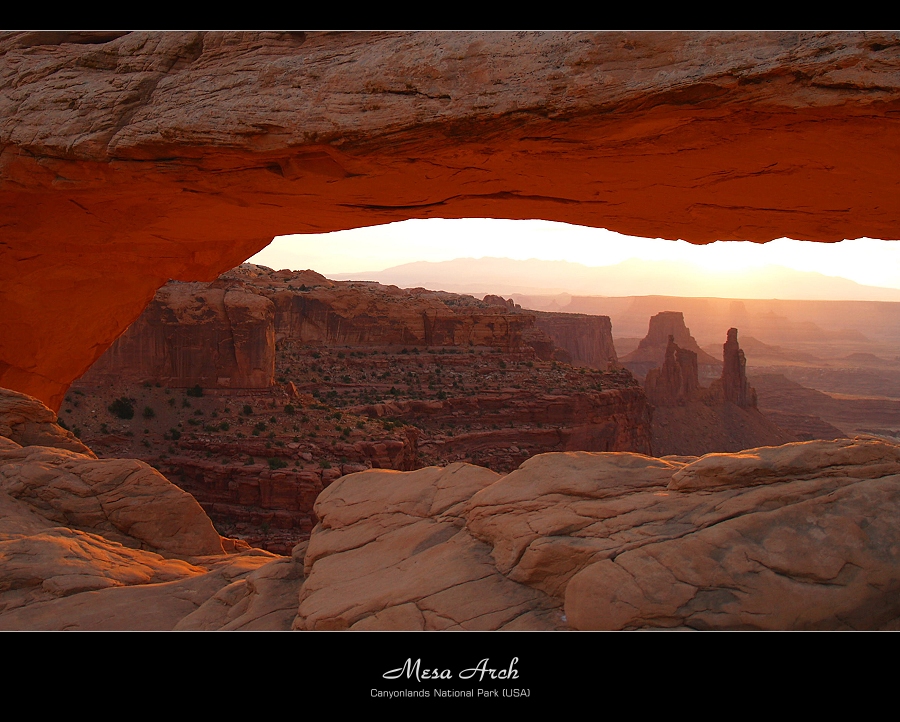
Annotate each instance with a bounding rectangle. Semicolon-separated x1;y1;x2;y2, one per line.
267;458;288;470
284;404;295;415
142;406;155;420
186;385;203;397
243;404;253;416
109;397;135;420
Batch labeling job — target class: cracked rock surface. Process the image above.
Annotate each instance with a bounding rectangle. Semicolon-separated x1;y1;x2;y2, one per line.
294;438;900;630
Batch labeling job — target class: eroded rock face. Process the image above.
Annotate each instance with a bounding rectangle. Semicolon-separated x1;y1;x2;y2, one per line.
351;387;653;459
3;31;900;409
81;281;276;389
6;384;900;630
532;312;618;368
86;267;539;393
294;464;565;630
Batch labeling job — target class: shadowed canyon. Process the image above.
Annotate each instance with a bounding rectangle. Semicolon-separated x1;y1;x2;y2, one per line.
3;31;900;631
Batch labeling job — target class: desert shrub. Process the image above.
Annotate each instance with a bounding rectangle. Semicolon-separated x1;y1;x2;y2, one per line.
186;385;203;397
142;406;155;420
267;458;288;470
109;397;135;420
243;404;253;416
284;404;295;415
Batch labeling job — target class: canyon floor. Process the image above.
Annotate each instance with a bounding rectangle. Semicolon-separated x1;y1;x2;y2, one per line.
63;346;642;553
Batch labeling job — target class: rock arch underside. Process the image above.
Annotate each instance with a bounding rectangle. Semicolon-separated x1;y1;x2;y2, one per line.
4;31;900;632
3;30;900;410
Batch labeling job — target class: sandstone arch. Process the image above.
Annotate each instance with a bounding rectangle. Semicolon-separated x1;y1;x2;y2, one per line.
2;31;900;410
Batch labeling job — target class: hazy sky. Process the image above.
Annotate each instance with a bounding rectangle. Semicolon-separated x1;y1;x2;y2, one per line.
247;218;900;291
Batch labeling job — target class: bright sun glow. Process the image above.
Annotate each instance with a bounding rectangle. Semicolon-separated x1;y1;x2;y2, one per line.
247;218;900;294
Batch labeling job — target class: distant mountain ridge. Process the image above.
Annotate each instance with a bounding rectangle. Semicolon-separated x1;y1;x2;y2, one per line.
330;256;900;303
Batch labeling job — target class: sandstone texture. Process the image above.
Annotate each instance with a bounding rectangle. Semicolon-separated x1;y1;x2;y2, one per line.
0;387;95;457
292;436;900;630
3;31;900;409
294;464;565;630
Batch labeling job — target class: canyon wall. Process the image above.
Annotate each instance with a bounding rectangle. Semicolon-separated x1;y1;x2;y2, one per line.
272;286;531;350
84;266;631;392
82;281;275;389
3;31;900;409
83;267;546;390
532;312;618;368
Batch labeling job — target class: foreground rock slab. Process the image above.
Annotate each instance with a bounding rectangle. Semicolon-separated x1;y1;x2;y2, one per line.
295;438;900;630
294;464;565;630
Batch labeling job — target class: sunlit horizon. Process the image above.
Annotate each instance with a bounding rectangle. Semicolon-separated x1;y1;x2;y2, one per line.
246;218;900;297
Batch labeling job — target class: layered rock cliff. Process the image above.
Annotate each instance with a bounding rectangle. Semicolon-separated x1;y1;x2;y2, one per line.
85;266;623;388
81;281;276;389
532;312;618;368
83;267;544;390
